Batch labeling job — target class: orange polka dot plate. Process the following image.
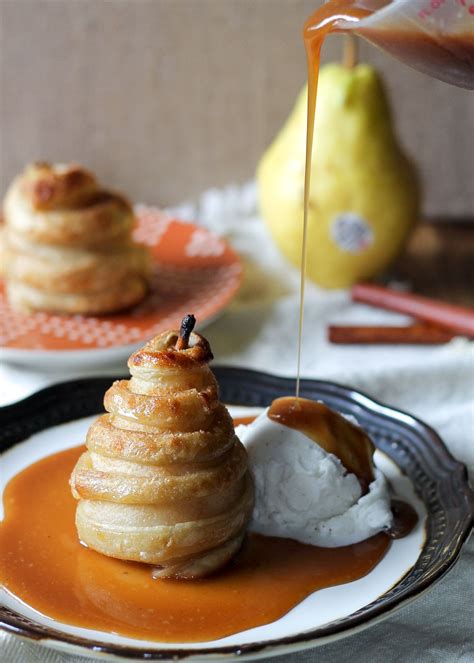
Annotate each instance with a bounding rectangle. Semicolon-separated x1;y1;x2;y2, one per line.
0;206;242;367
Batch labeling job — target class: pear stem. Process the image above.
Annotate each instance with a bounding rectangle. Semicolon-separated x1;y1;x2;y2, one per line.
175;314;196;350
343;34;358;69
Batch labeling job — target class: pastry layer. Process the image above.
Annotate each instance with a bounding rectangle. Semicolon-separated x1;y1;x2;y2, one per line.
3;230;149;294
70;329;254;578
6;278;147;315
2;162;151;314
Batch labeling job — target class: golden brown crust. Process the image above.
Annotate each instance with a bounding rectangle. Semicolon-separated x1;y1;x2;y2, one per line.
150;529;247;579
17;162;98;211
86;410;235;465
74;479;253;569
70;330;254;578
6;277;147;315
70;440;248;504
3;232;150;294
4;187;134;248
73;476;250;525
103;381;219;431
129;331;214;371
2;162;150;315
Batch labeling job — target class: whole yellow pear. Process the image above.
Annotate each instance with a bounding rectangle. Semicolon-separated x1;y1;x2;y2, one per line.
257;63;420;288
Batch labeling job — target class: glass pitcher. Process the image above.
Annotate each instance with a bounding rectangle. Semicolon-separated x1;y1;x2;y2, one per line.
337;0;474;89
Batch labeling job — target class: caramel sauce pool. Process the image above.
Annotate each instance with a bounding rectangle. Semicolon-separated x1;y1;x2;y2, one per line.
0;445;390;643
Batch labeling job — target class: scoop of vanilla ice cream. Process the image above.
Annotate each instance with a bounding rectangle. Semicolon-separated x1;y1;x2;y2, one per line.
237;410;392;547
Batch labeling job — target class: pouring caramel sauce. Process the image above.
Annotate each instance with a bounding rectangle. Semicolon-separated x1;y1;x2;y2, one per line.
296;0;373;397
295;0;474;393
0;445;390;643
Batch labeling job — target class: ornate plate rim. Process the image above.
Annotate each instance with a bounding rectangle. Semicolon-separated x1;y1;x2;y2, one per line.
0;367;473;661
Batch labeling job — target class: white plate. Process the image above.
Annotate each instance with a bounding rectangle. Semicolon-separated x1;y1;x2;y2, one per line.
1;371;472;661
1;409;426;661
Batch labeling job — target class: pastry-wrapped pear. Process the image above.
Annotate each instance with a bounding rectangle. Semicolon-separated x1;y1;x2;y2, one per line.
2;162;150;314
70;317;253;579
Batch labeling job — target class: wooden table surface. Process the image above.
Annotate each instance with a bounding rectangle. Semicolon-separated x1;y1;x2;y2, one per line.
394;220;474;306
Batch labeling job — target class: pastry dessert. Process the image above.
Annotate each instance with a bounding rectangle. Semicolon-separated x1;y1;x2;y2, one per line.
70;315;254;579
2;162;150;314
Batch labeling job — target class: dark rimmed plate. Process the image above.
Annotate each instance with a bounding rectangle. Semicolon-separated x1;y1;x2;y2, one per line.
0;367;472;661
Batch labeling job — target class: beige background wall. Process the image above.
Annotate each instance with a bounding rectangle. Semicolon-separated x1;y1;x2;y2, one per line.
0;0;473;216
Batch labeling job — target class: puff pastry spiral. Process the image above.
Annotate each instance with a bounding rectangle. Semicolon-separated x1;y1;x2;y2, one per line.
70;321;254;578
2;162;150;314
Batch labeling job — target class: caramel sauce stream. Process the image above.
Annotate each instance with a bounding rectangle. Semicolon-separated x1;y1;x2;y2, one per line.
0;446;390;643
296;0;371;397
296;0;474;392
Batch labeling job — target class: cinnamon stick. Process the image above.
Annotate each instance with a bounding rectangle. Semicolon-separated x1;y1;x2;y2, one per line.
352;283;474;337
328;324;455;345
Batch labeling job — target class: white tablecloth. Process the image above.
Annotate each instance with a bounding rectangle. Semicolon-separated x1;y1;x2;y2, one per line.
1;182;473;662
